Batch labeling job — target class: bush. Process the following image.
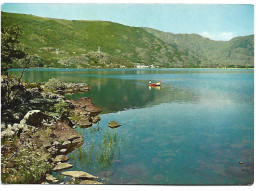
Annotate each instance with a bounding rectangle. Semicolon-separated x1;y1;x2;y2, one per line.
54;99;70;118
44;78;65;92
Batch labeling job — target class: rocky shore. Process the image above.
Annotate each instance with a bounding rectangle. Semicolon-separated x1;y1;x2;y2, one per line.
1;76;103;184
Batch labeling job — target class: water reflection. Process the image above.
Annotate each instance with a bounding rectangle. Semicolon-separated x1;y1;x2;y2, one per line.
149;86;161;91
9;68;254;184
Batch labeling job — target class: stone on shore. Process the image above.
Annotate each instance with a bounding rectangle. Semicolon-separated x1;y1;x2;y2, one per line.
52;155;69;163
78;120;92;128
62;140;71;146
53;163;73;172
70;97;102;117
92;116;101;124
61;171;97;179
108;121;121;128
59;149;67;154
80;180;103;184
46;174;59;183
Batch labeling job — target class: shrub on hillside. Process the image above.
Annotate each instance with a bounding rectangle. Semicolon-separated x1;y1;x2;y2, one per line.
44;78;65;92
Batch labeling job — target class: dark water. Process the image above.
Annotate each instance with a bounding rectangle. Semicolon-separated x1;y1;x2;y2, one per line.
9;68;254;185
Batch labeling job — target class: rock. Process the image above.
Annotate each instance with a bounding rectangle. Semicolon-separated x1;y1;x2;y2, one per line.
41;182;49;184
13;113;23;121
70;97;102;117
52;155;69;163
53;141;60;146
59;149;67;154
10;123;20;132
53;163;73;172
78;120;92;128
46;174;59;183
239;162;244;164
72;138;83;145
1;128;15;139
92;116;101;124
108;121;121;128
61;171;97;179
79;180;102;184
62;140;71;147
52;121;84;152
20;110;49;127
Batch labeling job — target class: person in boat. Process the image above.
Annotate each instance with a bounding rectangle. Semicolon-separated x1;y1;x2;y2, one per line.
149;80;152;84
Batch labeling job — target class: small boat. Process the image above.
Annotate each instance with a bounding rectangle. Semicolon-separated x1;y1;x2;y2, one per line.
148;81;161;86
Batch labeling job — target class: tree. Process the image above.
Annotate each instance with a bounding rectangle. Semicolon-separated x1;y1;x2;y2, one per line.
1;25;27;74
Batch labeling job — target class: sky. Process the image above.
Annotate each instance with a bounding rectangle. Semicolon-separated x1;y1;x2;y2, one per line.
1;3;254;41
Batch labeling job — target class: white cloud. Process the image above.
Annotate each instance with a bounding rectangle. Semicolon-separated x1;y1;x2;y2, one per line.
200;32;235;41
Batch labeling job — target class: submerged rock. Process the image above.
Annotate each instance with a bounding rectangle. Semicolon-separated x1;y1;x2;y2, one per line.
108;121;121;128
53;163;73;172
61;171;97;179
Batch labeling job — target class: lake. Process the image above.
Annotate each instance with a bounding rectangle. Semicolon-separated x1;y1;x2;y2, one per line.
9;68;254;185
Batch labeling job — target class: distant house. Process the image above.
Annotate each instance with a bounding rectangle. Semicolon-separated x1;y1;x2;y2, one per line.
136;65;149;69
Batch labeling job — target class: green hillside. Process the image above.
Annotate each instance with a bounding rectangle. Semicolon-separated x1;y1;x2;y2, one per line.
144;27;254;68
1;11;254;69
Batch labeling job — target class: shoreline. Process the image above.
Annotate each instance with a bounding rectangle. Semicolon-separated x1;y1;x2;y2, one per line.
8;67;254;71
1;77;103;184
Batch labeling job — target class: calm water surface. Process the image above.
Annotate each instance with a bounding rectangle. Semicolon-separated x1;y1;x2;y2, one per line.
10;68;254;185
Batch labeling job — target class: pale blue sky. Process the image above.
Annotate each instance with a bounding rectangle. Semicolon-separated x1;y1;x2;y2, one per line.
1;3;254;41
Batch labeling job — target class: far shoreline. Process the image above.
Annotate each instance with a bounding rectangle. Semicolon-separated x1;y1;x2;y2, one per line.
8;67;254;71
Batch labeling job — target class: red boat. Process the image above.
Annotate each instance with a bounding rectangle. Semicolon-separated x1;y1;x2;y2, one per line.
148;81;161;86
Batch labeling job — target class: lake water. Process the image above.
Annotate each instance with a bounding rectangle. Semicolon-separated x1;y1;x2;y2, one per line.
10;68;254;185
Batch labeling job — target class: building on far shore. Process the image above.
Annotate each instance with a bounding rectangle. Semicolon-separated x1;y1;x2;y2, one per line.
136;64;158;69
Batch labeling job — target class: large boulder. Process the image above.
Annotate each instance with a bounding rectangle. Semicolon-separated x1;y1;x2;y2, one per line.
53;121;84;152
70;97;102;117
20;110;49;127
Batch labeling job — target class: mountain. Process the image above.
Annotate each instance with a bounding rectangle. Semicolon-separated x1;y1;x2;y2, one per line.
143;27;254;68
1;11;254;68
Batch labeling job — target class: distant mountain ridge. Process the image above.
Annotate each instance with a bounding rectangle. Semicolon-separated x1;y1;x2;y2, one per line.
1;11;254;68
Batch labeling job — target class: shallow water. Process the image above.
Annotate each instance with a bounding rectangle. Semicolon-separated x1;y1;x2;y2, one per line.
10;68;254;184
